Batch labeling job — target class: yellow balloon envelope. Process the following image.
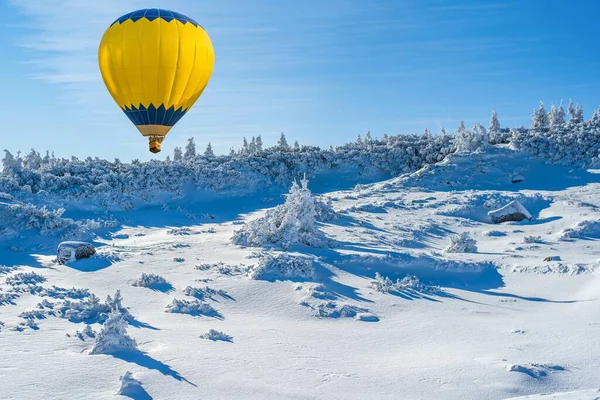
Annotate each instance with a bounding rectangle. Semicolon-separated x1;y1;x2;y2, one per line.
98;9;215;153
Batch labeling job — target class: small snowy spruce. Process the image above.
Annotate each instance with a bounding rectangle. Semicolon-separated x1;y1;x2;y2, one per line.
90;310;137;355
231;176;328;249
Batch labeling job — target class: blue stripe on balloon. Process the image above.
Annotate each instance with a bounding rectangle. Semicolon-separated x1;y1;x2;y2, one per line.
121;104;188;127
110;9;200;27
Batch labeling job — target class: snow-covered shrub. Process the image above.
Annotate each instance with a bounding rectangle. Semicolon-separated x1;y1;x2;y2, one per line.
314;197;338;221
0;291;19;305
40;286;90;299
19;309;47;320
55;290;129;324
248;252;316;280
183;286;229;301
370;273;441;295
443;232;478;253
165;299;217;317
314;302;369;319
200;329;233;342
90;311;138;355
523;235;543;244
132;273;171;290
232;177;329;249
5;272;46;286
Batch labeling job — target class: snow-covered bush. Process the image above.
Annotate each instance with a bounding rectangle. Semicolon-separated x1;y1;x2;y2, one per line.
165;299;217;317
370;273;441;295
523;235;543;244
132;273;171;290
90;311;138;355
55;290;129;324
443;232;478;253
247;252;316;280
40;286;90;299
5;272;46;286
200;329;233;342
183;286;229;301
232;177;329;249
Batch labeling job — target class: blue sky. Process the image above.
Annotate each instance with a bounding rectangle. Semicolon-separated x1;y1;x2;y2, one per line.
1;0;599;161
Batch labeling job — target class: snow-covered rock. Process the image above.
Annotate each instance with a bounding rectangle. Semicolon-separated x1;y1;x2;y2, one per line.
57;241;96;265
488;200;533;223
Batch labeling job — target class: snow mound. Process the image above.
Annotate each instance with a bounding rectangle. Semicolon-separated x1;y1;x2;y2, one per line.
559;219;600;240
90;311;138;355
200;329;233;342
165;299;219;317
505;363;565;379
314;302;370;319
232;177;329;249
443;232;478;253
248;252;316;280
489;200;533;223
118;371;150;399
504;389;600;399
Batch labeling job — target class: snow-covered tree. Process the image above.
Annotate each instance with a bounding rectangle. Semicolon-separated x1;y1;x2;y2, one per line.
184;138;196;159
204;142;215;158
231;176;328;249
2;150;21;174
489;110;500;134
567;100;584;125
89;310;137;355
531;101;549;130
294;140;300;151
23;149;42;170
173;147;183;162
248;137;257;154
229;147;236;156
454;121;488;153
549;103;566;128
443;232;477;253
356;134;363;146
278;133;289;150
242;137;249;155
255;135;263;152
590;108;600;126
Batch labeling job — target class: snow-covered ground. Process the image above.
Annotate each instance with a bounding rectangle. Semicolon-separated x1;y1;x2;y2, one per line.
1;144;600;399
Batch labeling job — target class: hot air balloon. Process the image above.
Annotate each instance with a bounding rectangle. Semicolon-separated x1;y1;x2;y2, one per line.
98;9;215;153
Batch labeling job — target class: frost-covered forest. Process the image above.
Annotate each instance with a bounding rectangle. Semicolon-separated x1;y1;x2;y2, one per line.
1;100;599;209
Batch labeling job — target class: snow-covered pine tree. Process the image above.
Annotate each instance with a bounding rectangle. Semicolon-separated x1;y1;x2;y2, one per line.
2;150;21;174
294;140;300;151
173;147;183;162
241;137;249;155
90;310;137;355
531;101;549;130
590;108;600;127
549;103;566;128
248;137;257;155
488;110;500;143
278;133;289;150
204;142;215;158
231;175;328;249
256;135;263;152
184;138;196;159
